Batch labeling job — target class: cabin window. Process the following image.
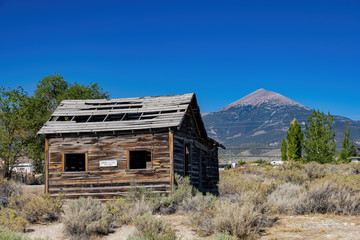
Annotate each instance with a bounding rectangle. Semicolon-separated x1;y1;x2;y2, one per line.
129;150;152;169
64;153;86;172
184;143;191;176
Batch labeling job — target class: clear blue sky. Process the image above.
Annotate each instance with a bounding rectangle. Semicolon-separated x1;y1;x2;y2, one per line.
1;0;359;119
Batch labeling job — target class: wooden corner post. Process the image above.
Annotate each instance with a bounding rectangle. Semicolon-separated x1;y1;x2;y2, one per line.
169;129;174;191
45;138;49;194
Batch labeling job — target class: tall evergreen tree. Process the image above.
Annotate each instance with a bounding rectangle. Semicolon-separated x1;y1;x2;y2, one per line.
339;123;357;162
286;118;303;161
280;138;287;161
303;110;336;163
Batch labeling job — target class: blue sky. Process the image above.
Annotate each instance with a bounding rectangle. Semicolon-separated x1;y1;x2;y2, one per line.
0;0;359;119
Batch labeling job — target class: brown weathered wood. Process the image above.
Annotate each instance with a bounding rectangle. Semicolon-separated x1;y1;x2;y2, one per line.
169;129;174;191
45;138;49;194
41;93;221;199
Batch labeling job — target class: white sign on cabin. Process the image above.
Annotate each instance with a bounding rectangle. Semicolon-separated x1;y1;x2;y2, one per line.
99;160;118;167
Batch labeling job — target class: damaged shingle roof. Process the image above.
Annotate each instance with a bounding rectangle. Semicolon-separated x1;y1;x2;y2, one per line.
37;93;195;135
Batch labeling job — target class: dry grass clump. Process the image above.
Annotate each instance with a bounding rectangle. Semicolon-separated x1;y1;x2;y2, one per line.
0;208;27;232
295;180;360;215
180;192;217;213
218;170;265;196
106;197;151;226
0;180;62;233
0;179;23;208
7;193;63;223
129;213;176;240
0;228;46;240
62;197;113;240
218;161;360;233
268;183;303;214
189;197;273;239
22;194;63;223
213;200;265;240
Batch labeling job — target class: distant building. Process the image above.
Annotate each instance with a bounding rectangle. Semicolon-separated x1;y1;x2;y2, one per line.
350;157;360;163
13;163;33;173
270;160;284;166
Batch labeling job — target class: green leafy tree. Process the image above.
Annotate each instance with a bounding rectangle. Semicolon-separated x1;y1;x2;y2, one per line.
33;73;69;113
339;123;357;162
62;82;109;100
25;74;110;173
280;139;287;161
0;86;30;178
286;118;304;161
303;110;336;164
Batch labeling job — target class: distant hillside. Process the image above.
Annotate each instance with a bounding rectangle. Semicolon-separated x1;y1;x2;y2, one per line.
203;89;360;159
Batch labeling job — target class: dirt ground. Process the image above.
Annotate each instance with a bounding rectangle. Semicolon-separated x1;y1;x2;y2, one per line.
24;185;44;195
260;214;360;240
25;214;360;240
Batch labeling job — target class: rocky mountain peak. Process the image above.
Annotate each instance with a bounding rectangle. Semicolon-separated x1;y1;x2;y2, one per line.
218;88;308;111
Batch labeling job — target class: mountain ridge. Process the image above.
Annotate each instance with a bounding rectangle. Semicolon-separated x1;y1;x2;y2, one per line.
203;89;360;158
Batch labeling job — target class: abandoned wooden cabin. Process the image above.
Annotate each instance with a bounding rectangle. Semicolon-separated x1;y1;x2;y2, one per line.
37;93;225;199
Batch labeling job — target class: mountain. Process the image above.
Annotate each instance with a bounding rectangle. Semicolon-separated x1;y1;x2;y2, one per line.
203;89;360;159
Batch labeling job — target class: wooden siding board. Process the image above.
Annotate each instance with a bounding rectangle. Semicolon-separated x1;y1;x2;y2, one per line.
47;132;171;199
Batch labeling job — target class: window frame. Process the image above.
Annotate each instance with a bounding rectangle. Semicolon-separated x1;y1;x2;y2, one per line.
126;149;153;170
62;152;88;172
184;142;192;176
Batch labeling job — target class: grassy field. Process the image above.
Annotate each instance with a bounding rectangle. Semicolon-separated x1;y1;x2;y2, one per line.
1;161;360;239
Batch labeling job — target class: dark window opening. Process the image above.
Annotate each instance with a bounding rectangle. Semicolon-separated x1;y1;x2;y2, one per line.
142;111;160;115
185;144;190;176
88;115;107;122
57;116;73;121
65;154;86;172
85;102;114;106
129;151;151;169
123;113;142;121
85;101;142;106
113;106;132;110
106;114;125;121
129;105;142;109
161;110;178;114
74;115;91;123
140;115;157;120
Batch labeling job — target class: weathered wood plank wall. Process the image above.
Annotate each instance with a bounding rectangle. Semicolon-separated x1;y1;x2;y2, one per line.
173;110;219;194
47;131;171;200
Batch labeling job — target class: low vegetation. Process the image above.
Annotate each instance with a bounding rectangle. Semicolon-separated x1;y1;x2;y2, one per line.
62;197;113;240
2;162;360;239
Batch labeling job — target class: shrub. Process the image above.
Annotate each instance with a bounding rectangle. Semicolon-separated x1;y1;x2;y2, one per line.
131;213;176;240
180;192;217;213
189;196;217;237
150;174;198;214
218;170;263;196
267;183;303;214
208;233;235;240
0;228;37;240
213;201;264;240
21;194;63;223
105;198;134;225
62;197;113;240
0;179;23;208
0;208;27;232
302;162;326;180
237;160;246;166
265;167;305;185
295;180;360;215
126;181;158;202
106;196;152;226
